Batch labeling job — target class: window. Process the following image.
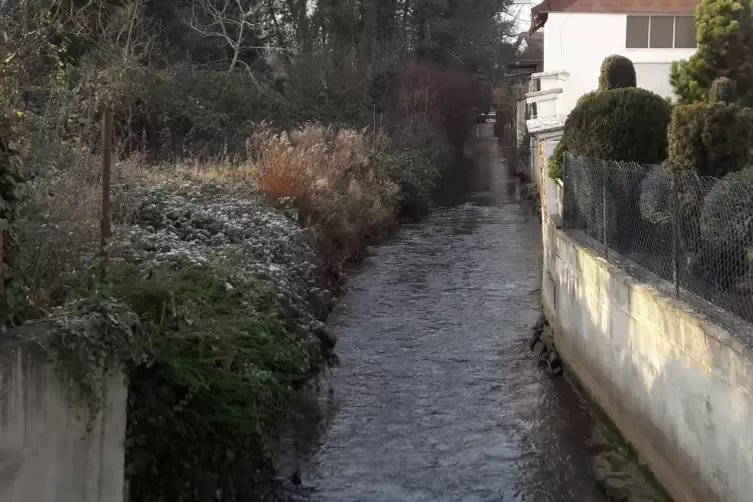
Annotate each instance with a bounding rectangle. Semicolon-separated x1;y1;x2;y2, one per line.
626;15;697;49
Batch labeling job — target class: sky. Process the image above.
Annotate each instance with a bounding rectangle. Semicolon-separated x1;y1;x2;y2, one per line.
508;0;536;37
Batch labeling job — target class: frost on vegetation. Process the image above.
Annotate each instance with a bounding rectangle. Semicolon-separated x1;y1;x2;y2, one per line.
112;182;337;342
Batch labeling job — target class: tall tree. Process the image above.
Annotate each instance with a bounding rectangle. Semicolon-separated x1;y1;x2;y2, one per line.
670;0;753;105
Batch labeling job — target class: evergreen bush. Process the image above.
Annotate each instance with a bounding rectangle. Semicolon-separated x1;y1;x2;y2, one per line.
549;87;671;180
598;55;637;90
709;77;737;104
667;102;752;177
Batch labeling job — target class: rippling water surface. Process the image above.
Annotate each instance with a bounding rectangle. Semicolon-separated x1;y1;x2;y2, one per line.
288;125;609;502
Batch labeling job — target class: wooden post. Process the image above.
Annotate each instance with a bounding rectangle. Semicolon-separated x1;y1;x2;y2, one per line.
0;232;5;297
101;108;113;257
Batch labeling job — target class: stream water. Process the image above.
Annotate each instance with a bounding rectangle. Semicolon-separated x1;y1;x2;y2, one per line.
273;124;619;501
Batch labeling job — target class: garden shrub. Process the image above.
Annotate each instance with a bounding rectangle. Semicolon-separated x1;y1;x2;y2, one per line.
638;163;705;257
375;149;441;219
78;62;291;159
667;102;752;177
638;162;673;227
697;166;753;288
709;77;737;104
669;0;753;105
551;87;671;180
548;139;566;180
552;87;670;249
598;55;637;90
68;262;315;502
52;183;342;501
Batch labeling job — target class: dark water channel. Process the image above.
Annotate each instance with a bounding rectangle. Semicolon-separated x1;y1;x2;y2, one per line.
281;124;614;501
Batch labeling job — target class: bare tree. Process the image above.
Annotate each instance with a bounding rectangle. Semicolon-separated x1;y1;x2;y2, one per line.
185;0;267;71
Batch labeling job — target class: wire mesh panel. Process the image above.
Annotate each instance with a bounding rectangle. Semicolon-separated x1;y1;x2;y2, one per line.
563;155;607;247
562;153;753;325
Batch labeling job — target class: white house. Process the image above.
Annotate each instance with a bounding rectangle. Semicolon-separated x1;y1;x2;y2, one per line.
523;0;699;204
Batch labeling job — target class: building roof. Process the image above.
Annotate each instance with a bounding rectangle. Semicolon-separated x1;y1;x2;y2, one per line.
530;0;698;33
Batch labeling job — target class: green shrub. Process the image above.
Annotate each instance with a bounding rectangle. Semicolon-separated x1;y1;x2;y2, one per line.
598;55;637;90
552;88;670;250
375;149;442;218
669;0;753;105
551;87;671;181
698;166;753;287
0;108;24;324
77;62;291;159
709;77;737;104
69;262;316;501
668;102;752;177
548;140;565;180
638;163;704;255
639;163;673;227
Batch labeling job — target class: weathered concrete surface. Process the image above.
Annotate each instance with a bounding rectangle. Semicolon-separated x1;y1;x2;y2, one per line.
0;327;126;502
542;215;753;502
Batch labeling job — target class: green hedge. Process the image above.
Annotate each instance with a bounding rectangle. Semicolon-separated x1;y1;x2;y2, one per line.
667;102;752;177
548;88;671;180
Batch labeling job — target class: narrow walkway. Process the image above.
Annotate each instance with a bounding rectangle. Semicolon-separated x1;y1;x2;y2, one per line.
302;125;607;501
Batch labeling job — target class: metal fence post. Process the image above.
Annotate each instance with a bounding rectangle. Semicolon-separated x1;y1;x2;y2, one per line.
602;160;608;258
562;152;568;230
670;170;681;298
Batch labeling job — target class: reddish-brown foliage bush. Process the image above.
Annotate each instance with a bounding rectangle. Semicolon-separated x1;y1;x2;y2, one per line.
392;61;482;146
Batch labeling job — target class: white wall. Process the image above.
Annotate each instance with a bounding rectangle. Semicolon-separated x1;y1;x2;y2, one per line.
543;12;696;114
542;216;753;502
0;327;126;502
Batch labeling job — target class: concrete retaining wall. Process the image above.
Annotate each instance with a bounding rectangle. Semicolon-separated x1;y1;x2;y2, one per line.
542;219;753;502
0;326;126;502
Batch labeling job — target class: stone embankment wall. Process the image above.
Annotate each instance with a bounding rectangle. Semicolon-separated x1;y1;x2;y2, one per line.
542;194;753;502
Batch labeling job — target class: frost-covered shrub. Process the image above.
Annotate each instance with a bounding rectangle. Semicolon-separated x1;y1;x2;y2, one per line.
115;183;337;327
59;182;342;500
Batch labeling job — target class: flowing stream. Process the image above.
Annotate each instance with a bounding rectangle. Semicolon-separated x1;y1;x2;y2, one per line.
272;124;653;502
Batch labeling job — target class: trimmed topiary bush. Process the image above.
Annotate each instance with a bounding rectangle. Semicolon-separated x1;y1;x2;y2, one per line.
709;77;737;104
668;102;752;177
552;87;670;249
598;55;637;90
553;88;670;174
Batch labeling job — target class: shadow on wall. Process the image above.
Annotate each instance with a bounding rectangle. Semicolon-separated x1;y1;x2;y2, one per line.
546;224;753;502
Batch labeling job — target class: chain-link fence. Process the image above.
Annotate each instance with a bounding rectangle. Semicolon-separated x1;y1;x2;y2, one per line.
563;153;753;325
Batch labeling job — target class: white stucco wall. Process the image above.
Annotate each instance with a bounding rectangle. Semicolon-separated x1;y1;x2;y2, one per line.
0;327;126;502
542;214;753;502
543;12;696;115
